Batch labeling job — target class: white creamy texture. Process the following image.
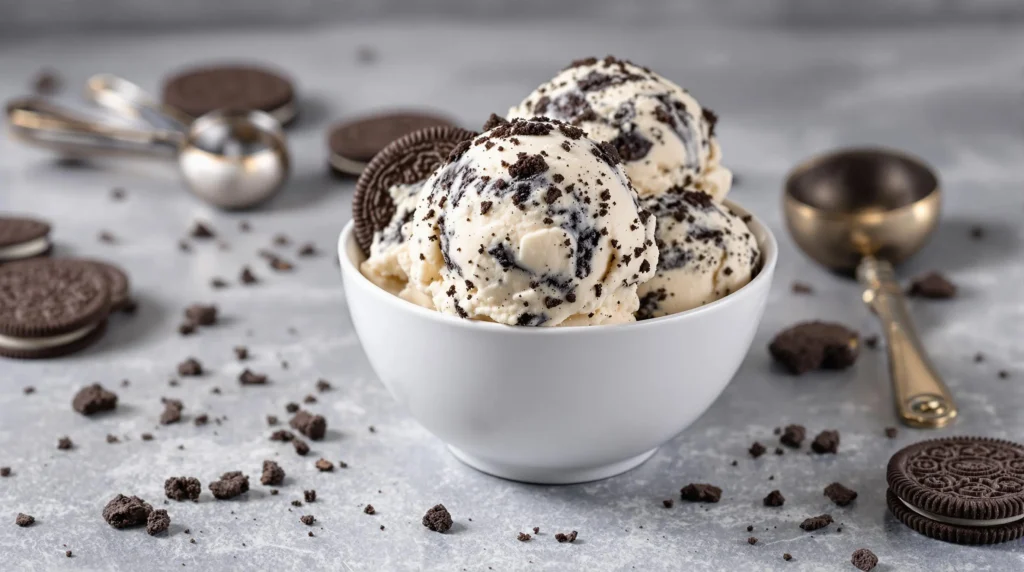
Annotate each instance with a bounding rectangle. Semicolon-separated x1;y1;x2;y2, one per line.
507;56;731;200
407;117;658;327
0;322;97;350
0;236;50;260
360;182;425;284
636;189;759;319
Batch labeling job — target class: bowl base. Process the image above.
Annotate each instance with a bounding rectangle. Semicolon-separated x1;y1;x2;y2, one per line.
447;446;657;485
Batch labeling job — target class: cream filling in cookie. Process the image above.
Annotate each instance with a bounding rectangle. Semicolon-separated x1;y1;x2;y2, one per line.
899;495;1024;527
0;237;50;260
0;322;97;350
329;153;368;175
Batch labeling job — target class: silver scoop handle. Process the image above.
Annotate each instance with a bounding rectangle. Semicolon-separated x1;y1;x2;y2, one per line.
84;73;193;133
5;97;182;159
858;256;957;428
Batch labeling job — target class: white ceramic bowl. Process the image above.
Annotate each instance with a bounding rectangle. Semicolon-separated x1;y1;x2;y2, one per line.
339;200;778;484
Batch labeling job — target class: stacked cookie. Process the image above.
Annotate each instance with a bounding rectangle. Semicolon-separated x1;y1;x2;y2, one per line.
0;216;134;359
887;436;1024;545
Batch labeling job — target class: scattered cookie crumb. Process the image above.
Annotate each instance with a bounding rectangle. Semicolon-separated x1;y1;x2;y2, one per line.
146;510;170;535
747;537;758;545
300;515;315;526
811;430;840;454
165;477;202;502
57;436;73;450
518;532;531;541
261;460;285;486
780;424;805;448
662;499;673;508
799;514;833;531
304;490;316;503
749;442;766;458
15;513;35;527
884;427;898;439
907;272;956;299
681;483;721;503
314;459;333;472
763;490;785;507
555;531;578;543
422;504;453;533
209;471;249;500
791;282;813;295
364;504;375;515
851;548;878;571
824;482;858;506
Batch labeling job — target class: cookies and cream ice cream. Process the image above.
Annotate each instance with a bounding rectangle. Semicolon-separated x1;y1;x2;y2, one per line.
359;181;432;307
507;56;731;200
406;116;658;326
636;188;759;320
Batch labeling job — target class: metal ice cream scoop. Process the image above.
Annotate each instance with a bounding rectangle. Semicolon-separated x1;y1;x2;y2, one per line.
5;74;289;210
783;147;957;429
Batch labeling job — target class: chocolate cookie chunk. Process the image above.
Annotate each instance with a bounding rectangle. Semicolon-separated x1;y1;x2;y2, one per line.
261;460;285;486
72;383;118;415
907;272;956;299
0;216;52;262
680;483;722;503
289;410;326;441
351;124;476;253
422;504;452;533
209;471;249;500
102;495;152;528
824;482;857;506
799;514;833;531
330;112;459;176
811;430;840;454
164;477;201;502
851;548;878;571
886;436;1024;545
769;321;859;375
764;490;785;507
0;259;110;359
162;65;297;125
146;510;170;535
780;424;806;448
15;513;35;527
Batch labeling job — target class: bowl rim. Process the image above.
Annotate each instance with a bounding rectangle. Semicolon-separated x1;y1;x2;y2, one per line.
339;198;778;336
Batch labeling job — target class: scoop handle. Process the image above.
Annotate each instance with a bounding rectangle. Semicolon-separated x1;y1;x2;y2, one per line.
84;73;193;133
858;256;957;428
5;97;181;159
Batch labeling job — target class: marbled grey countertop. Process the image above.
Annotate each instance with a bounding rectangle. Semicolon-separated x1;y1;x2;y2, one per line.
1;19;1023;572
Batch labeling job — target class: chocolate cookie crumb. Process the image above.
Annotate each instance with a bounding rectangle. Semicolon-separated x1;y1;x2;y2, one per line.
179;322;196;336
747;537;758;545
364;504;375;515
555;531;578;543
769;322;859;374
291;500;302;507
533;526;540;534
300;515;315;525
177;357;203;377
261;460;285;486
273;234;290;247
518;532;531;541
908;272;956;299
209;471;249;500
680;483;721;503
234;346;248;360
304;490;316;503
267;415;278;426
780;424;806;448
303;394;317;404
824;482;857;506
763;490;785;507
190;221;215;238
314;459;333;472
141;433;153;441
422;504;453;533
290;410;327;440
106;434;120;444
851;548;878;571
23;386;34;395
864;335;879;349
240;266;258;284
72;384;118;415
749;442;767;458
811;430;840;454
65;550;72;557
270;430;294;442
32;69;61;94
884;427;898;439
791;282;813;295
783;553;792;561
103;495;152;528
15;513;35;527
315;379;332;392
194;414;209;426
799;514;833;531
160;399;184;425
285;402;299;413
239;369;268;385
0;467;10;477
146;510;170;535
662;499;673;508
185;304;217;326
98;230;116;244
293;439;310;456
298;243;317;257
270;490;279;496
57;436;73;450
774;447;784;455
165;477;201;502
747;525;754;532
970;225;984;239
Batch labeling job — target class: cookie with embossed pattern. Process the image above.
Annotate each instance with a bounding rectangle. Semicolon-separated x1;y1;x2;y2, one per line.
162;65;297;125
80;259;132;313
329;112;458;176
886;436;1024;544
351;125;476;255
0;258;110;359
0;215;52;263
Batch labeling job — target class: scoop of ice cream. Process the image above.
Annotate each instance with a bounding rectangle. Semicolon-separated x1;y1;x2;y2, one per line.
406;117;658;327
636;189;759;320
507;56;730;200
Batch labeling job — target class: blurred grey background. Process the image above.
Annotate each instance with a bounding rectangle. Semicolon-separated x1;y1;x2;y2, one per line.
3;0;1024;33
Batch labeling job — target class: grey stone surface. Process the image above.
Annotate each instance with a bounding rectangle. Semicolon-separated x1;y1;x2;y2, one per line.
1;19;1023;572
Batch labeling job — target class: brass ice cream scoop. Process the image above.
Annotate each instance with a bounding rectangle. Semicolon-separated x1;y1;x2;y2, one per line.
784;148;957;428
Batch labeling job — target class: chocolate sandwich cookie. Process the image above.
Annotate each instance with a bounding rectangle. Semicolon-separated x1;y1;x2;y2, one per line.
352;124;476;254
0;216;52;263
162;65;297;126
328;112;457;176
886;436;1024;545
0;259;110;359
80;259;132;313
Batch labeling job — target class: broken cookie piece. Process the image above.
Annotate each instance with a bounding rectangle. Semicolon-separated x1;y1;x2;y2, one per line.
769;321;859;375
